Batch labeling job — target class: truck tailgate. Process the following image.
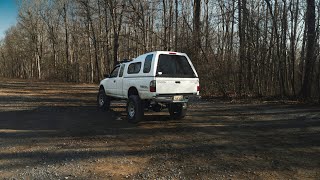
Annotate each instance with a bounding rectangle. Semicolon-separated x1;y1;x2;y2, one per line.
155;78;199;94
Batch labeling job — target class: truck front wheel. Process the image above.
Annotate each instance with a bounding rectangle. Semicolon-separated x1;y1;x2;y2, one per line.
97;88;110;111
168;103;187;119
127;95;144;123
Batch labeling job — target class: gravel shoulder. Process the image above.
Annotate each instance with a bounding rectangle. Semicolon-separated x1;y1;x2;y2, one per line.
0;78;319;179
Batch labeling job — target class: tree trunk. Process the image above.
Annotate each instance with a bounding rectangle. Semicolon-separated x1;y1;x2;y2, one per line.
162;0;167;50
289;0;299;96
301;0;316;99
174;0;178;51
104;0;110;73
63;3;69;81
238;0;245;97
86;1;101;82
193;0;201;67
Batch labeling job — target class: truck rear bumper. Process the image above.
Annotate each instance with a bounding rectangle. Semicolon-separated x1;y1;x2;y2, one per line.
152;94;200;103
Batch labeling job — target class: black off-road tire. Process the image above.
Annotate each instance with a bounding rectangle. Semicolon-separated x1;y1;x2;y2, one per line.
127;95;144;123
97;88;110;111
168;103;187;119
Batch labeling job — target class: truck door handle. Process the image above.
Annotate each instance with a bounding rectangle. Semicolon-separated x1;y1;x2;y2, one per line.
114;80;116;83
175;81;180;84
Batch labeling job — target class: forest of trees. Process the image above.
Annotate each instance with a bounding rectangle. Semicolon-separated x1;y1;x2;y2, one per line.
0;0;319;100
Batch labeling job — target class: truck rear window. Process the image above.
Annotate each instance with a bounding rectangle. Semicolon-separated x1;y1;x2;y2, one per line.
156;54;196;78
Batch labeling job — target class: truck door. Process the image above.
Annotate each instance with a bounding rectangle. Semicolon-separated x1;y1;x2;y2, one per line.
105;66;120;95
115;64;125;97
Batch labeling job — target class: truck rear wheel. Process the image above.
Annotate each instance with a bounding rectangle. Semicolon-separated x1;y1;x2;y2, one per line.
168;103;187;119
97;88;110;111
127;95;144;123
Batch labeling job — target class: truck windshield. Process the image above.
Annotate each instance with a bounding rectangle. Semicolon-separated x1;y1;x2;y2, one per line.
156;54;196;78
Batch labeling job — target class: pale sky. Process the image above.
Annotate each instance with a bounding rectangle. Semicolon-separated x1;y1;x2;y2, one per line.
0;0;18;40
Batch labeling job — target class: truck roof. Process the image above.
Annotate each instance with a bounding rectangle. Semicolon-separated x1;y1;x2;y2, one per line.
129;51;187;63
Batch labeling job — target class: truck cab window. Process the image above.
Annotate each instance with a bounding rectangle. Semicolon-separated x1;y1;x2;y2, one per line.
127;62;141;74
110;66;120;78
143;54;153;73
119;64;125;77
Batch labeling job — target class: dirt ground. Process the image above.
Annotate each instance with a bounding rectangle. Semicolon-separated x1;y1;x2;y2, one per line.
0;78;319;180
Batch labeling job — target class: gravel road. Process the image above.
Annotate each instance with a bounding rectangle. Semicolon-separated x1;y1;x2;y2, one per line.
0;78;319;179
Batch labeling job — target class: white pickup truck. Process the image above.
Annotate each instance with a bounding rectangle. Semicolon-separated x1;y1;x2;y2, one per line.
97;51;200;123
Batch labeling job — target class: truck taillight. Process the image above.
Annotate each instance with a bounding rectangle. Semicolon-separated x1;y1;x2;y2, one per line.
197;85;200;91
150;80;156;92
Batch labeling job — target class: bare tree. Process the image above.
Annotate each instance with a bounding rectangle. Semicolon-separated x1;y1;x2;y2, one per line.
301;0;316;99
193;0;201;67
0;0;319;100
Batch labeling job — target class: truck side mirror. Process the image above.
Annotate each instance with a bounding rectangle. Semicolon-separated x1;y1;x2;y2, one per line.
104;74;110;78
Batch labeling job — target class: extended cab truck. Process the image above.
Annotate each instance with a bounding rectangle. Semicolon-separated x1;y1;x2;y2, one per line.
97;51;200;123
